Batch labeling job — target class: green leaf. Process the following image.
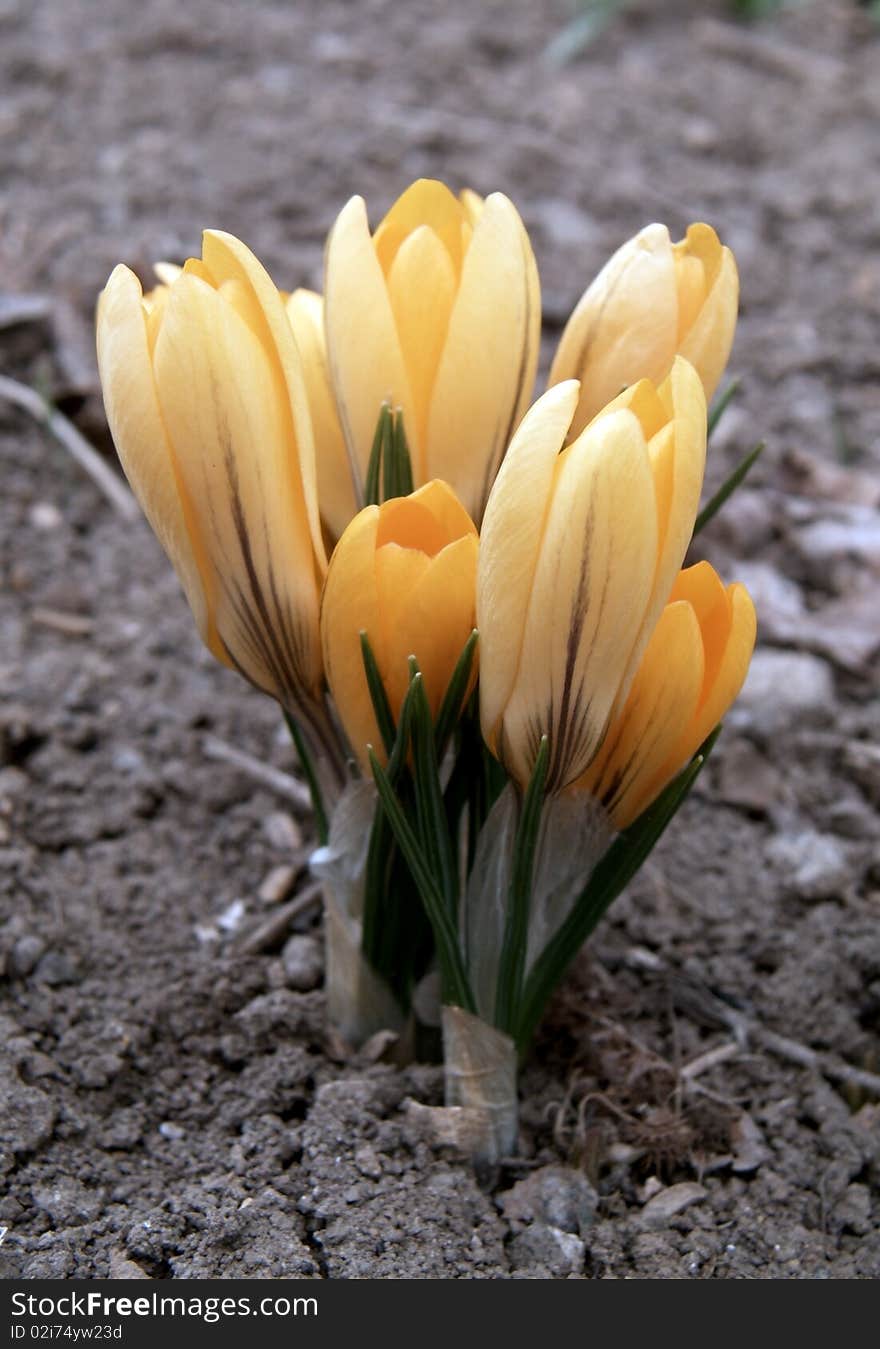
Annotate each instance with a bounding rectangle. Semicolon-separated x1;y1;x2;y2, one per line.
707;378;741;439
409;670;459;919
369;748;475;1012
283;711;328;845
694;442;764;536
380;405;415;501
515;728;721;1053
393;408;414;497
364;404;391;507
494;737;550;1035
359;631;396;758
434;629;478;758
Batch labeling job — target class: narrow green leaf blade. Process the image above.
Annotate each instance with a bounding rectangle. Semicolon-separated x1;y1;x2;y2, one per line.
359;630;396;757
410;672;459;919
434;629;478;758
364;403;390;507
394;409;414;496
694;442;764;536
369;749;474;1012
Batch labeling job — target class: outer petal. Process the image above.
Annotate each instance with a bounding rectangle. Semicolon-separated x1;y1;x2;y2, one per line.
549;223;678;442
202;229;327;574
425;192;541;522
286;288;357;543
383;533;479;716
320;506;382;772
477;381;581;752
578;601;704;828
324;196;415;496
152;274;322;706
96;264;218;655
686;581;756;750
499;408;659;791
676;225;739;404
637;568;757;812
611;357;707;709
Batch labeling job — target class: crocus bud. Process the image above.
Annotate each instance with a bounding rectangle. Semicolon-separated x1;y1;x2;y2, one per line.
549;222;738;442
321;481;479;771
285;288;357;545
477;359;707;794
97;231;326;713
575;561;756;828
324;178;540;522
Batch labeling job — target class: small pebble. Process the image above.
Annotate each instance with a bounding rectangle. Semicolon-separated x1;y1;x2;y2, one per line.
33;951;78;986
354;1144;383;1180
11;935;46;977
158;1121;185;1141
29;502;63;531
766;831;849;901
281;934;323;991
263;811;302;852
640;1182;707;1229
730;649;835;738
258;864;297;905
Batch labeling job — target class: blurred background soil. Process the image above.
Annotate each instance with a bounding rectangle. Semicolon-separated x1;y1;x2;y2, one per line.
1;0;879;1278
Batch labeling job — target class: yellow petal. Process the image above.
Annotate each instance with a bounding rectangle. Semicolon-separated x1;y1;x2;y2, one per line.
202;229;327;575
153;261;182;287
384;533;479;716
425;193;541;522
385;225;458;465
669;560;731;683
688;580;756;749
152;273;322;706
578;601;704;828
373;178;466;277
593;359;707;718
286;288;358;544
459;188;485;227
638;567;756;808
676;225;739;405
321;507;382;772
324;195;415;498
497;408;658;791
96;264;219;656
477;381;581;752
407;478;479;546
375;497;455;556
640;359;707;635
549;223;678;442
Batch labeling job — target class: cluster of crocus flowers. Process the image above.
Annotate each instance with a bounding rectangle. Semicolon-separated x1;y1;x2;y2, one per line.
97;177;755;1160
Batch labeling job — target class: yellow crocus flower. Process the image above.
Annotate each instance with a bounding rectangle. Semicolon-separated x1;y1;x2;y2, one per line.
321;481;479;772
575;561;757;827
324;178;540;523
96;231;327;716
477;358;706;794
550;222;738;443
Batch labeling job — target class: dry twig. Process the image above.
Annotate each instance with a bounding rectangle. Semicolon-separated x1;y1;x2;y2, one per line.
0;373;138;521
236;880;322;954
618;946;880;1099
202;734;311;811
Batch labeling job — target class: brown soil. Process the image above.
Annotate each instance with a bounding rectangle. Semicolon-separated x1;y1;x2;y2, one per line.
1;0;879;1279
